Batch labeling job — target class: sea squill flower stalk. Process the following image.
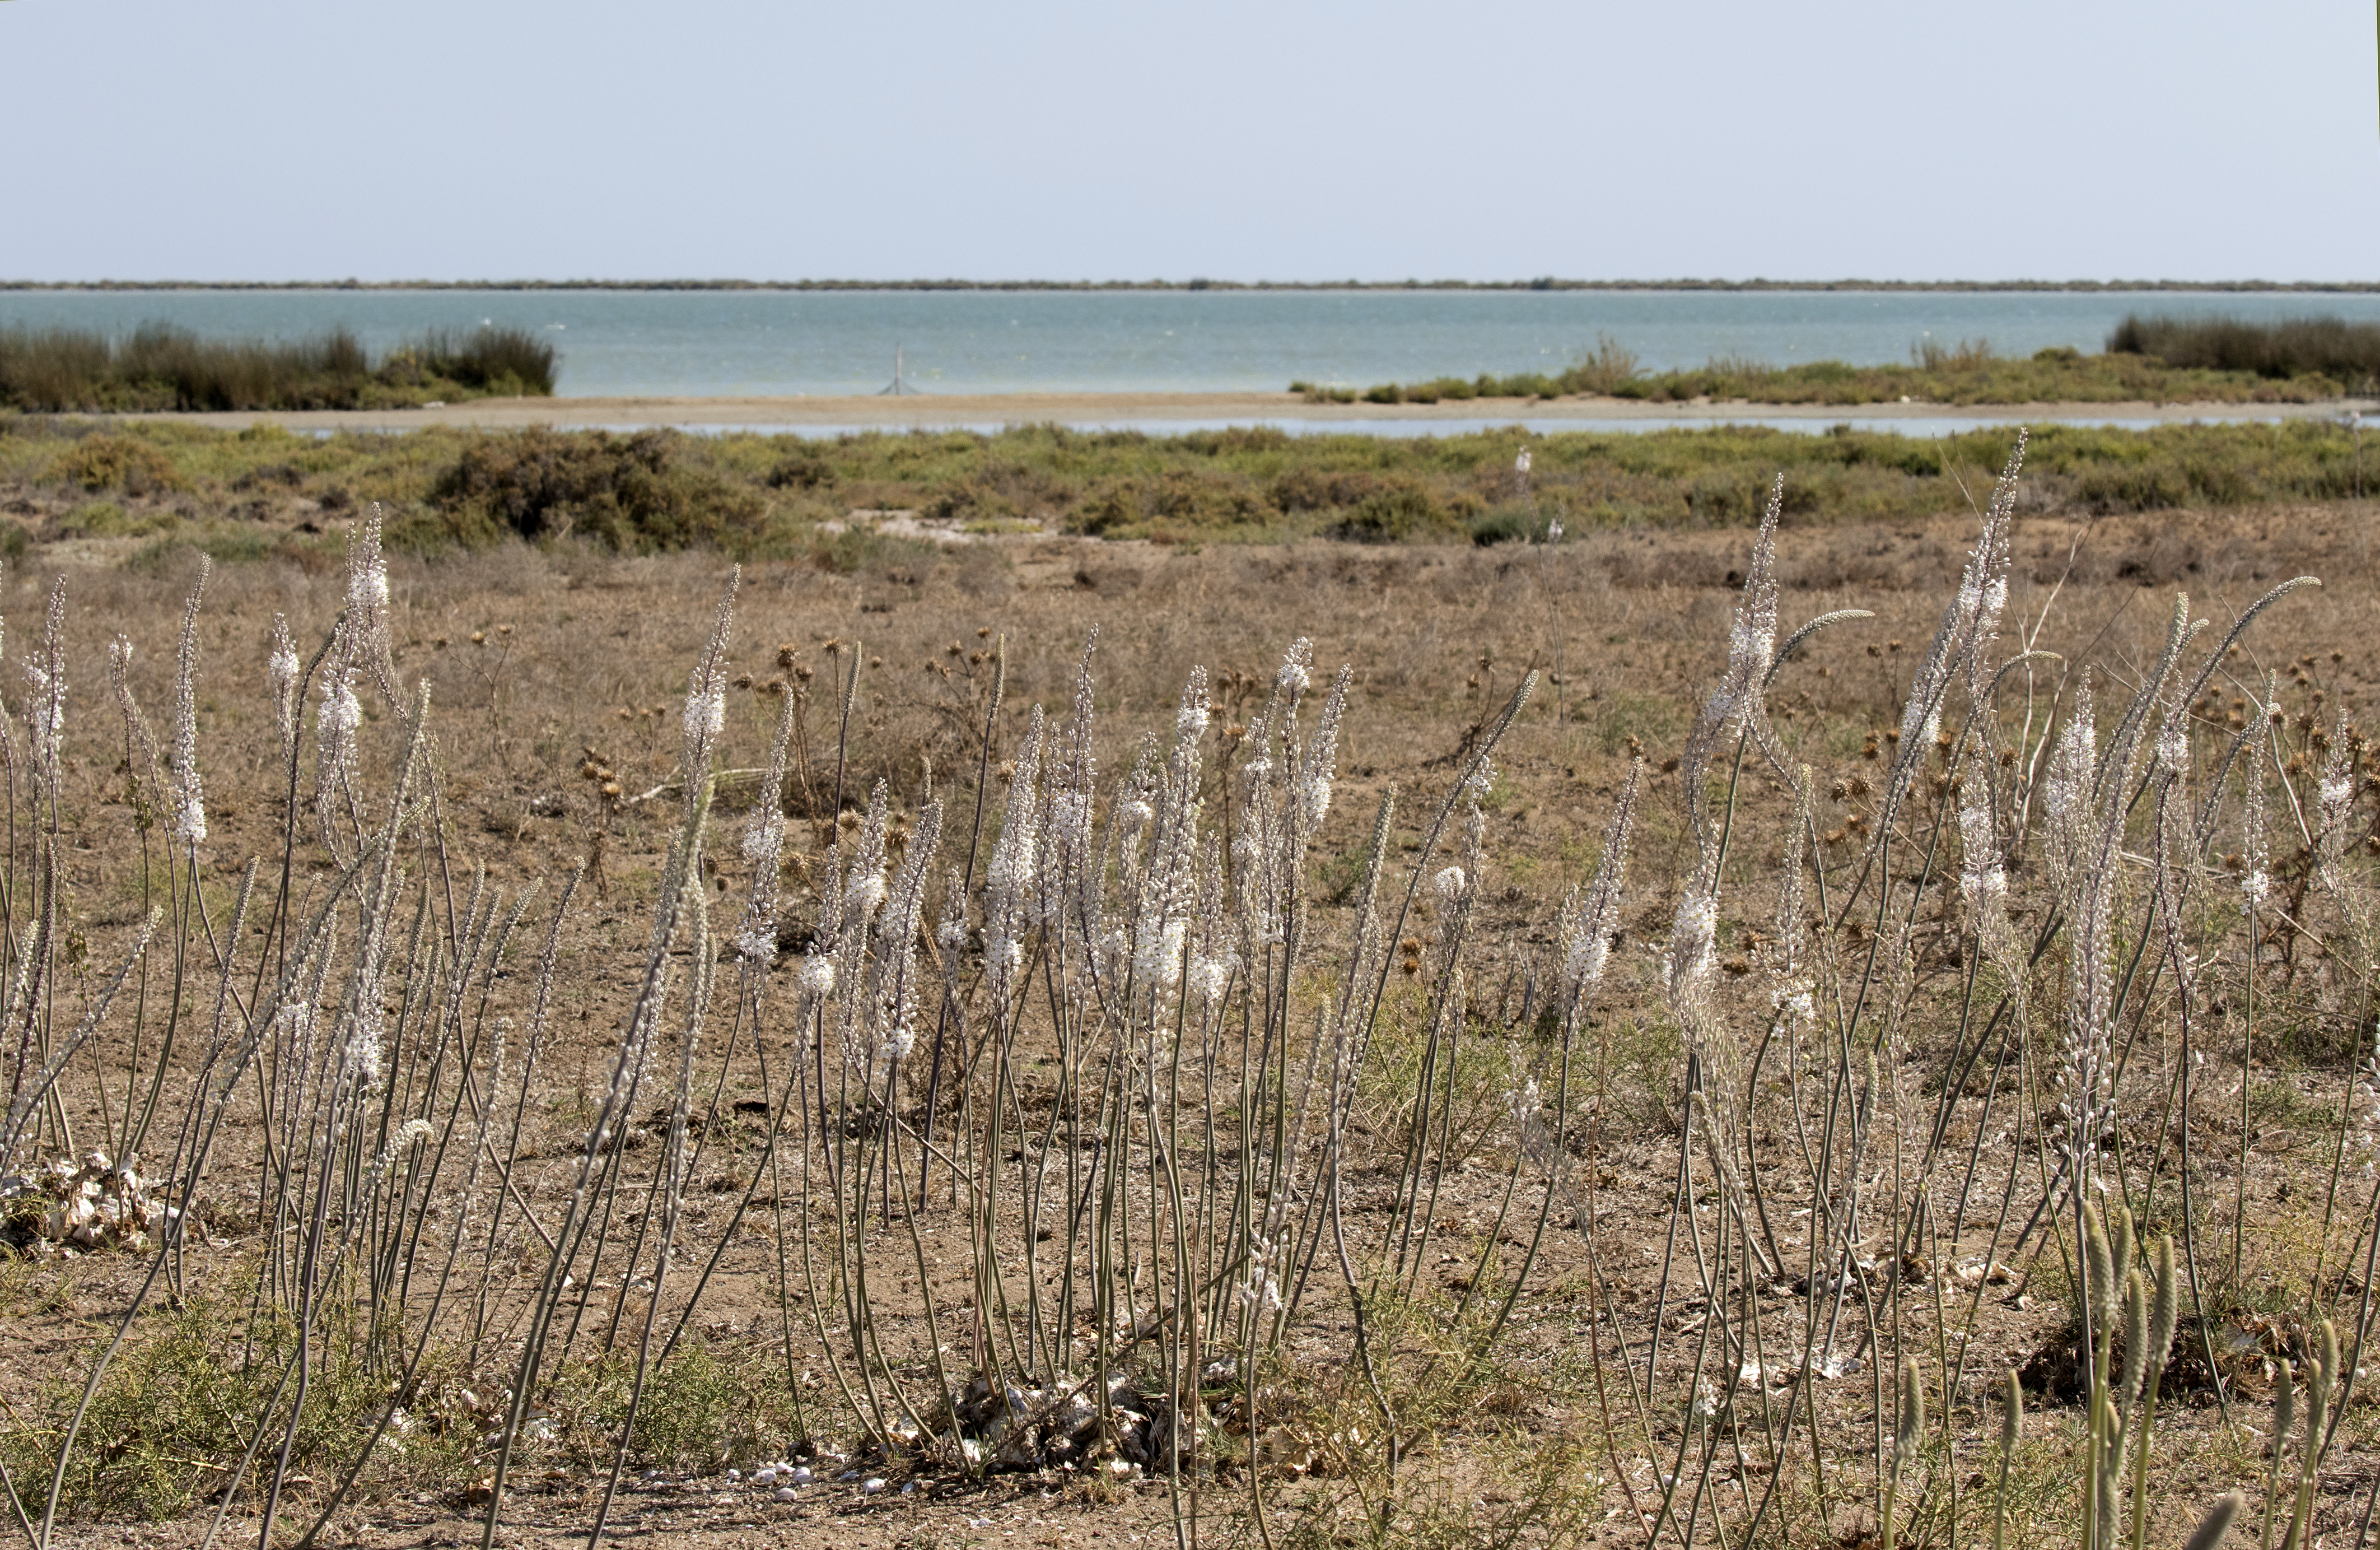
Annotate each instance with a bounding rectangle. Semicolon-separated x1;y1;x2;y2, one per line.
734;686;799;964
870;798;944;1077
983;707;1045;1002
1892;434;2024;808
313;668;365;852
2316;707;2355;889
25;579;66;799
679;569;740;803
1667;485;1785;1241
1041;633;1102;971
167;558;209;847
344;505;404;713
2044;675;2098;895
264;612;305;776
105;637;166;840
1126;669;1210;1013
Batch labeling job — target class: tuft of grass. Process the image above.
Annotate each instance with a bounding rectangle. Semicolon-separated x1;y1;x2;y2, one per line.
545;1346;808;1474
0;1283;475;1523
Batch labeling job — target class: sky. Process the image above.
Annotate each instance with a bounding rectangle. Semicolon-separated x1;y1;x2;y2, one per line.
3;0;2375;283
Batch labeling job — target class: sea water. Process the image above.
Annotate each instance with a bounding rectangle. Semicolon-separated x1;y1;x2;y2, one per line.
8;287;2380;399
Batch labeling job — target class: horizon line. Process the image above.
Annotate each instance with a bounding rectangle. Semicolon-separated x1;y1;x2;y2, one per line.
6;277;2380;294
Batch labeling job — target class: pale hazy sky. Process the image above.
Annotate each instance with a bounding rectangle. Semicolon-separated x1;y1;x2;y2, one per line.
5;0;2374;282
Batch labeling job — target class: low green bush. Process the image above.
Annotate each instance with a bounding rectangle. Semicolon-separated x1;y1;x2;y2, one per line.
1328;480;1465;543
54;434;183;494
426;428;768;552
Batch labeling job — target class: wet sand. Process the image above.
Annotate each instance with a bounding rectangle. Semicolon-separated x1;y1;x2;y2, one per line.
96;390;2379;433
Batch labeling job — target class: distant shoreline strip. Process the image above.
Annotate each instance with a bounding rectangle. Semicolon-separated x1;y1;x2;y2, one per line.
6;278;2380;295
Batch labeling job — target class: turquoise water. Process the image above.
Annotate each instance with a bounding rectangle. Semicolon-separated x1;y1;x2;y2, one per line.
9;288;2380;398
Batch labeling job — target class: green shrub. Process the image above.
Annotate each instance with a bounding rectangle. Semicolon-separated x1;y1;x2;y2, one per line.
1267;466;1385;514
428;429;768;552
1065;469;1268;538
921;460;1068;525
58;500;134;538
765;445;840;491
1328;481;1460;543
1467;504;1543;545
1402;376;1477;404
53;434;183;494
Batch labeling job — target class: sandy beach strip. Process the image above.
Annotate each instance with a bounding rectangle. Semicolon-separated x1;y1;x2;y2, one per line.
89;390;2380;434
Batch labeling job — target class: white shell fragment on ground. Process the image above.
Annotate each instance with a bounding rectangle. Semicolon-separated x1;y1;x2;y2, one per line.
0;1150;172;1254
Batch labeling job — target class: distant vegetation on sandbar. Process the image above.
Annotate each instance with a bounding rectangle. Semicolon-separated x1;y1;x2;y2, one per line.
1305;312;2380;406
0;323;557;412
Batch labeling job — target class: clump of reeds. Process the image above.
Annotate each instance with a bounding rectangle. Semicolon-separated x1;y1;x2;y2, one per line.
0;321;556;412
2110;311;2380;387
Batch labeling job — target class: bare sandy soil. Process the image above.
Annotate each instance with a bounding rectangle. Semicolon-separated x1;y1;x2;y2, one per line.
90;392;2380;434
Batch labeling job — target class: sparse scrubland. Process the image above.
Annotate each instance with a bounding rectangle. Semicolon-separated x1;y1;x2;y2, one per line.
0;324;557;413
6;415;2380;561
1312;314;2380;407
4;422;2380;1550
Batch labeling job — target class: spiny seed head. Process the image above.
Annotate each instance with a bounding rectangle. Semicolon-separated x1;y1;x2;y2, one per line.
2150;1239;2179;1370
2121;1269;2149;1405
2084;1204;2116;1333
1895;1357;1924;1464
2000;1371;2022;1453
2181;1493;2242;1550
2110;1203;2134;1283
